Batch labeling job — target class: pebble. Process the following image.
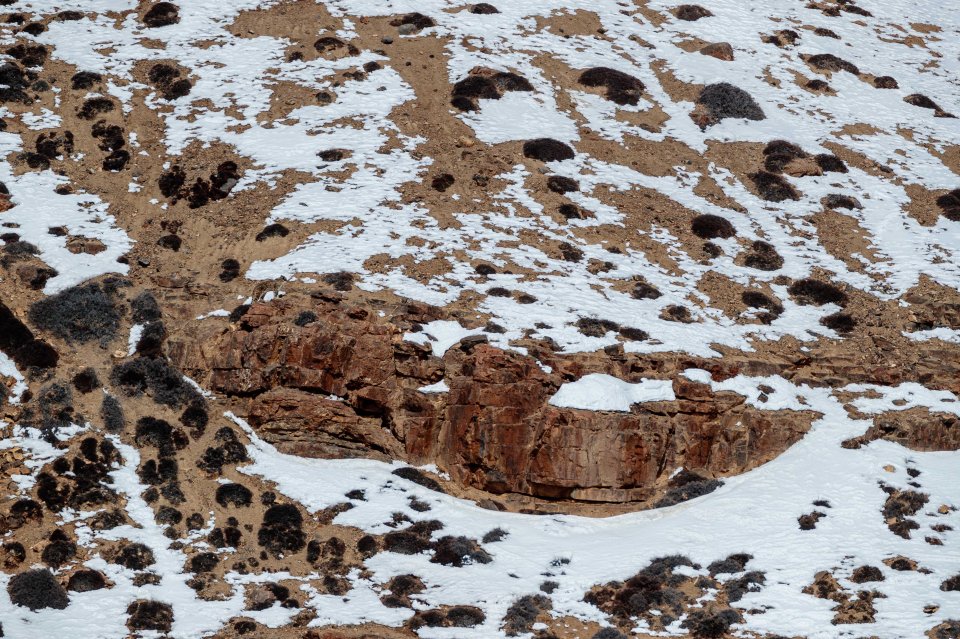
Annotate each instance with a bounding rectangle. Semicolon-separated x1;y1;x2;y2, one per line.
397;24;417;36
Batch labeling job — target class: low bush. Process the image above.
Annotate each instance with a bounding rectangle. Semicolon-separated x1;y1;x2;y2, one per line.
110;357;202;407
8;569;69;610
143;2;179;28
675;4;713;20
691;214;736;239
821;312;856;333
787;278;847;306
578;67;645;105
749;171;798;202
431;536;492;567
67;569;106;592
470;3;499;13
937;189;960;221
502;594;551;635
29;283;121;343
216;483;253;508
697;83;764;122
112;542;155;570
807;53;859;74
127;600;174;632
522;138;576;162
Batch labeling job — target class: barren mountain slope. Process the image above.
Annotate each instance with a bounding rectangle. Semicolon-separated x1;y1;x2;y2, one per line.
0;1;958;638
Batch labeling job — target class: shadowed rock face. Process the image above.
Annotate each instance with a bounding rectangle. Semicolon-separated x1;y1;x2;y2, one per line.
170;298;815;503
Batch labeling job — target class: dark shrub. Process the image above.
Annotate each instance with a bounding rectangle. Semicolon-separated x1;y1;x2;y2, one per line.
389;12;435;31
578;67;645;105
8;569;69;610
681;608;740;638
431;173;455;192
749;171;798;202
631;280;662;299
675;4;712;20
883;490;928;520
143;2;179;28
158;166;185;198
71;71;101;90
255;223;289;241
470;3;499;13
708;553;752;575
155;505;181;525
127;600;173;632
446;606;486;627
41;539;76;568
851;565;884;583
592;629;628;639
547;175;579;193
0;301;58;369
763;139;807;159
502;594;551;635
619;326;649;341
576;317;619;337
179;399;208;435
67;569;106;592
821;312;855;333
697;83;764;122
101;394;125;433
113;542;155;570
522;138;575;162
807;53;859;74
904;94;941;110
787;278;847;306
219;258;241;282
482;528;508;543
942;574;960;592
78;97;114;119
157;234;181;251
452;75;499;101
938;189;960;221
72;368;100;393
294;311;317;326
258;504;305;557
189;552;218;573
805;79;832;92
431;536;492;566
392;466;444;492
110;357;201;407
798;511;825;530
824;194;861;210
656;470;722;507
216;483;253;508
725;570;765;602
743;240;783;271
815;153;847;173
874;75;898;89
135;321;167;357
691;214;735;239
29;283;121;343
322;271;353;291
102;149;130;171
135;416;188;454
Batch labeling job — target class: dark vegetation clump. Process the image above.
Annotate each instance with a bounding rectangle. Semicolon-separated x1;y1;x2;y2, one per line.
806;53;859;74
138;457;178;485
821;312;856;334
0;300;58;370
482;528;508;543
78;96;115;119
787;278;847;306
294;310;317;326
155;505;181;525
675;4;713;20
41;534;76;568
942;574;960;592
470;3;499;13
798;510;825;530
158;165;186;198
655;470;722;507
749;171;798;202
147;63;191;100
380;574;425;608
576;317;619;337
322;271;354;291
0;62;30;103
502;594;552;636
36;131;74;159
383;520;444;555
3;541;27;567
522;138;575;162
592;629;628;639
135;321;167;357
131;293;162;325
937;189;960;221
7;569;69;610
143;2;180;28
6;43;47;67
134;417;188;456
127;600;174;633
742;290;783;323
389;12;435;31
216;483;253;508
67;569;106;592
724;570;765;602
584;555;698;624
432;173;455;192
883;489;928;539
197;427;248;474
743;240;783;271
691;214;735;239
392;466;444;492
28;283;121;344
110;357;202;407
762;139;808;172
904;94;941;111
112;542;155;570
219;258;241;282
71;71;101;90
708;553;752;576
578;67;645;105
547;175;579;193
179;398;208;436
102;149;130;171
28;381;74;432
681;608;741;638
258;504;306;557
189;552;218;573
815;153;847;173
72;368;100;393
101;394;125;433
431;536;492;567
631;280;662;300
697;82;765;123
255;223;289;241
823;194;861;210
873;75;898;89
851;565;884;583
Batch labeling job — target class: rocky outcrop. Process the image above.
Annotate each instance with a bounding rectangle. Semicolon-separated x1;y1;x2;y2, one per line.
171;298;815;503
